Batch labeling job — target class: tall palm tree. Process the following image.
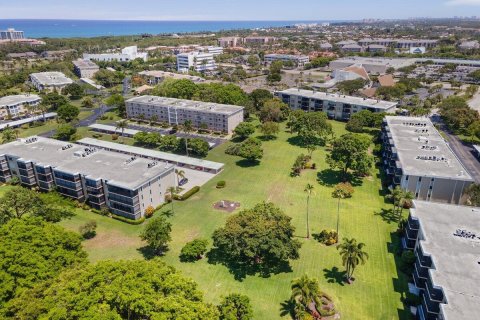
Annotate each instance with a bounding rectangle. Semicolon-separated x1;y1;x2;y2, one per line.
290;275;321;314
337;238;369;283
115;120;129;142
175;169;185;186
332;183;354;242
304;184;314;239
38;101;49;123
182;120;194;157
167;186;177;213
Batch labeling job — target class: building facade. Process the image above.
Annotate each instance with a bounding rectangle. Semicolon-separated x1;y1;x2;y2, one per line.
403;201;480;320
0;137;176;220
381;116;473;204
275;88;397;120
138;70;205;85
218;37;243;47
264;54;310;67
0;28;25;40
83;46;148;62
126;95;244;133
30;72;74;92
73;59;100;78
0;94;41;120
176;52;216;73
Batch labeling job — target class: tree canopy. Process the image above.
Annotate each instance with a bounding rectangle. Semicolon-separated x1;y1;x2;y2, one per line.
212;202;301;271
218;293;253;320
233;122;256;140
140;216;172;255
326;133;373;178
288;111;332;146
0;218;87;308
57;103;80;122
5;259;219;319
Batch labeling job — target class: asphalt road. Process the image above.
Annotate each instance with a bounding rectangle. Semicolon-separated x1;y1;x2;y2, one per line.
432;117;480;183
39;105;112;138
126;123;227;148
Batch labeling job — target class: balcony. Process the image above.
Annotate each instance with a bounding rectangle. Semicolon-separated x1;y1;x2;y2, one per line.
415;260;429;279
422;292;440;316
426;281;444;303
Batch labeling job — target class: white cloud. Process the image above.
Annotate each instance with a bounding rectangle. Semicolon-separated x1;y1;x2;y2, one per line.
446;0;480;6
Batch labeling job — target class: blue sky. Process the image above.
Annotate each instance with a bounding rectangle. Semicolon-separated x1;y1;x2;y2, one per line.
1;0;480;20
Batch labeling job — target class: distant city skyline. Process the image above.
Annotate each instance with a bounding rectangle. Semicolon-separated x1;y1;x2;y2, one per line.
1;0;480;21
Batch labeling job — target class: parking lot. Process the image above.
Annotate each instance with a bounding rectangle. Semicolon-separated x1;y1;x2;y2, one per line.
176;167;219;195
125;123;227;149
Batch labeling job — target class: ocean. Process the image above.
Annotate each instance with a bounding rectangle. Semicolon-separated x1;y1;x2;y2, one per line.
0;19;334;38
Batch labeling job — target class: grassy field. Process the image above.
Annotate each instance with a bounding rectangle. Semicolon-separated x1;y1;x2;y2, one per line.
52;120;409;320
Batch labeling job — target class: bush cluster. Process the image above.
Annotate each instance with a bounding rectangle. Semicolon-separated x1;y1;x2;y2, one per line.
174;186;200;201
112;214;145;225
216;180;226;188
313;229;338;246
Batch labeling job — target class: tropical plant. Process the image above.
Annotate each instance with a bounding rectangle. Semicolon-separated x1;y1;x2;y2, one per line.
115;119;129;142
337;238;369;283
291;275;322;318
167;186;177;213
182;120;194;156
386;186;414;223
332;182;354;241
175;169;186;186
304;184;314;239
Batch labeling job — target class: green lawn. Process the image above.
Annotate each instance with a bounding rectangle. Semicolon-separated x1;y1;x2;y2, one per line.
51;120;410;320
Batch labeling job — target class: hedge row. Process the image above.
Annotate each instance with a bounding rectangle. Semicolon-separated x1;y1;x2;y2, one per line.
174;186;200;201
112;214;146;225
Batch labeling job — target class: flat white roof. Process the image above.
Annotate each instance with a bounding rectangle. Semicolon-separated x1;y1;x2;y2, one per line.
0;94;41;107
30;72;73;86
77;138;224;171
88;123;140;136
126;95;244;115
411;201;480;320
385;116;473;180
138;70;205;82
278;88;398;110
0;136;174;189
0;113;57;131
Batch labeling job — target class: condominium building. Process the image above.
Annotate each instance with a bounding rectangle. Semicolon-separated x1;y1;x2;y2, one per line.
0;94;41;120
83;46;148;62
0;136;176;220
72;59;99;78
30;72;74;92
218;36;243;48
264;54;310;67
176;52;216;73
0;28;25;40
244;36;276;45
126;95;244;133
204;46;224;56
275;88;397;120
341;44;364;53
396;39;438;49
404;201;480;320
138;70;205;85
381;116;473;204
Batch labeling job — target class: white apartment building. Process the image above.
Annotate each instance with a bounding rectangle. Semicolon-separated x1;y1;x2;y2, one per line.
30;72;74;92
264;54;310;67
83;46;148;62
0;94;42;120
204;46;224;56
73;59;99;78
177;52;216;73
0;28;25;40
126;95;244;134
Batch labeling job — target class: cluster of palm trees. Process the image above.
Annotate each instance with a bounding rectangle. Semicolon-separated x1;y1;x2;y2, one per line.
387;186;414;225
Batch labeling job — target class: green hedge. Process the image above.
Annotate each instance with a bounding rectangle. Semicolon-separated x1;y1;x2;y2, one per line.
174;186;200;201
216;180;226;188
112;214;146;225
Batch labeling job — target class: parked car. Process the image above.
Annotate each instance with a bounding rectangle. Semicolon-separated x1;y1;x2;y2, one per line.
179;178;188;186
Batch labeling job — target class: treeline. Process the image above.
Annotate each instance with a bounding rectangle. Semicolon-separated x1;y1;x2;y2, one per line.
133;131;210;157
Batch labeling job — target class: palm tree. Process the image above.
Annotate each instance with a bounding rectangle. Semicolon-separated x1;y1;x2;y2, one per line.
290;275;321;316
182;120;194;157
115;119;129;142
38;101;49;123
304;184;314;239
167;186;177;213
175;169;185;186
332;183;354;242
1;127;17;144
337;238;369;283
387;186;414;224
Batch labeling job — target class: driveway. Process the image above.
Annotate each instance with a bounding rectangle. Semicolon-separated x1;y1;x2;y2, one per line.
432;117;480;183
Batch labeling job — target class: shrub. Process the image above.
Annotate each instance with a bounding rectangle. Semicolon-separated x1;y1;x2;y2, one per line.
174;186;200;201
111;133;119;140
216;180;226;188
145;205;155;218
180;239;209;262
112;214;145;225
313;229;338;245
79;221;97;239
